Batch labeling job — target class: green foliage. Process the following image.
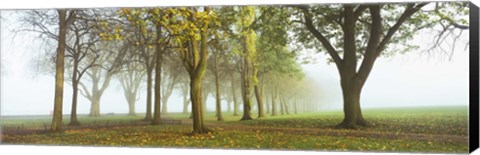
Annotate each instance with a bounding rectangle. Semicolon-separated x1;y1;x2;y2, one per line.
292;2;469;60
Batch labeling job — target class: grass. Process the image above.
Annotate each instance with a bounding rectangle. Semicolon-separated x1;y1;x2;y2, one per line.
0;106;469;153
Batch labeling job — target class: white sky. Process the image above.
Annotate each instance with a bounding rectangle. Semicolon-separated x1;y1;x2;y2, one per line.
0;3;471;116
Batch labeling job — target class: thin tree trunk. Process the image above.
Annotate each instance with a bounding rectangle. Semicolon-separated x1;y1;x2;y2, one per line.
271;89;277;116
294;98;298;114
69;79;80;126
202;93;208;114
283;97;289;115
144;67;153;121
183;95;190;114
265;90;270;114
161;77;176;114
279;96;285;115
226;97;232;113
214;58;224;121
152;25;163;125
303;99;306;113
231;75;239;116
161;97;168;114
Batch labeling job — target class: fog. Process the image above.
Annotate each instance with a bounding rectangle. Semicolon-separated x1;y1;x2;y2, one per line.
0;8;469;116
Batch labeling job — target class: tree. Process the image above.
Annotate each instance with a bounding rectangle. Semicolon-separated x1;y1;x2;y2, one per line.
179;78;191;114
207;33;232;121
228;68;241;116
116;48;145;116
238;6;257;121
64;10;101;125
114;8;158;121
78;41;127;117
51;10;75;132
164;7;215;134
15;9;75;132
251;6;292;118
293;2;468;128
161;56;183;114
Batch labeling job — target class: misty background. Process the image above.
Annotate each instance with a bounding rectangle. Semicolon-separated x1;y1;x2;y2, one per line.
0;9;469;116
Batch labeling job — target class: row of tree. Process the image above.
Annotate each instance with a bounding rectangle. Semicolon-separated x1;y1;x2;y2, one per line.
18;2;469;134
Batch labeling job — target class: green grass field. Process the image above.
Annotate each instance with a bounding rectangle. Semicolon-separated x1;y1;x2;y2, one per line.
0;106;469;153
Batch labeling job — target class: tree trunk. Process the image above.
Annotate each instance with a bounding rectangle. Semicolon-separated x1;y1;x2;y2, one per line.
87;71;112;117
254;85;265;118
89;96;100;117
183;94;190;114
294;98;298;114
144;67;153;121
127;93;136;115
231;75;239;116
271;90;277;116
191;75;208;134
302;100;306;112
283;97;289;115
279;96;284;115
202;93;208;114
226;97;232;113
240;70;253;120
265;91;270;114
239;6;256;121
161;77;176;114
214;61;224;121
152;25;163;125
69;79;80;126
336;77;371;129
51;10;67;133
161;97;168;114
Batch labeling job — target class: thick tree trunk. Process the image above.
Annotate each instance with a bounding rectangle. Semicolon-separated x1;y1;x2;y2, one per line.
88;72;112;117
127;93;136;115
191;76;208;134
254;85;265;118
51;10;67;133
336;78;371;129
240;70;253;120
69;80;80;126
239;6;256;121
89;96;100;117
